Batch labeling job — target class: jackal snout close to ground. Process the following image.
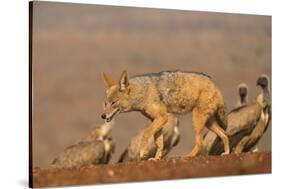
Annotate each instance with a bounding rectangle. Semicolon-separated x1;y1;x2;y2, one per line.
101;70;229;157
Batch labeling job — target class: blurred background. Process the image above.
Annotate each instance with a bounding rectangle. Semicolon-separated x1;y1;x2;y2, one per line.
31;2;271;167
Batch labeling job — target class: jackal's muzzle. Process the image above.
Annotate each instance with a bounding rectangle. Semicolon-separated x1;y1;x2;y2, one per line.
101;108;121;122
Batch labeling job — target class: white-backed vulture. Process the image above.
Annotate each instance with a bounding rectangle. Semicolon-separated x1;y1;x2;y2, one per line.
235;83;249;108
202;74;271;155
51;122;115;168
118;114;180;162
233;74;271;153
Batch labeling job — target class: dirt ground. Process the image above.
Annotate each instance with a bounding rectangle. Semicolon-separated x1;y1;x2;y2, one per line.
31;2;271;167
32;152;271;188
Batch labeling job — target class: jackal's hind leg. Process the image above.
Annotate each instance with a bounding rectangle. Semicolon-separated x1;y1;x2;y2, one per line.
188;109;209;157
207;119;230;155
140;113;168;159
149;134;164;160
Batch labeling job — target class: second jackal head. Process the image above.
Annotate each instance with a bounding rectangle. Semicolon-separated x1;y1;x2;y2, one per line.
101;70;131;122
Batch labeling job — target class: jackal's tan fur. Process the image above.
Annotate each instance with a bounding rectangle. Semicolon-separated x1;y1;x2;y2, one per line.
101;70;229;158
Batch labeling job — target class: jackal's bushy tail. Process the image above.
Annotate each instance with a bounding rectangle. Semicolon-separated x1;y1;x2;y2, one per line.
216;105;228;130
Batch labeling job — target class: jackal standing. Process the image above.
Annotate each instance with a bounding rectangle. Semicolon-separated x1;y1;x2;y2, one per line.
101;70;229;157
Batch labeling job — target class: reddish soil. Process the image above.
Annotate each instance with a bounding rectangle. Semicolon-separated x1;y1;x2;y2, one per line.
32;152;271;188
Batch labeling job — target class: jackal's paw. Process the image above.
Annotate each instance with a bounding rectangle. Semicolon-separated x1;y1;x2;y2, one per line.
186;152;196;157
140;149;149;159
221;151;230;155
233;150;241;155
148;157;160;161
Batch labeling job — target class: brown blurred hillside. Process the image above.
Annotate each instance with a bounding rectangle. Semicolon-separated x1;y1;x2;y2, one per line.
31;2;271;167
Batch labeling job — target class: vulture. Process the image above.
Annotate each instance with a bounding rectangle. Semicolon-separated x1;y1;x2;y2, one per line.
235;83;249;108
118;114;180;162
233;74;271;153
51;121;115;168
202;74;271;155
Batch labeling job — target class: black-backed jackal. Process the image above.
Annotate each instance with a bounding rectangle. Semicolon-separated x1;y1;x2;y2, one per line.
101;70;229;158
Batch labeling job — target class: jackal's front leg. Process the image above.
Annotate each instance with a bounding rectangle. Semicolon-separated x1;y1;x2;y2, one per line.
140;115;168;159
149;134;164;160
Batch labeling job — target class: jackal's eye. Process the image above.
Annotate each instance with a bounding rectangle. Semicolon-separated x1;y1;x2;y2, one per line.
111;101;117;105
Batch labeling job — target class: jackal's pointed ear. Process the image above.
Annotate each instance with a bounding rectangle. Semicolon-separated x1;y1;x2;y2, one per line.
119;70;129;91
101;72;115;89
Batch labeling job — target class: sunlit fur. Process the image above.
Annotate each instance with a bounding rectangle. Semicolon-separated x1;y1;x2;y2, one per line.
101;70;229;158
